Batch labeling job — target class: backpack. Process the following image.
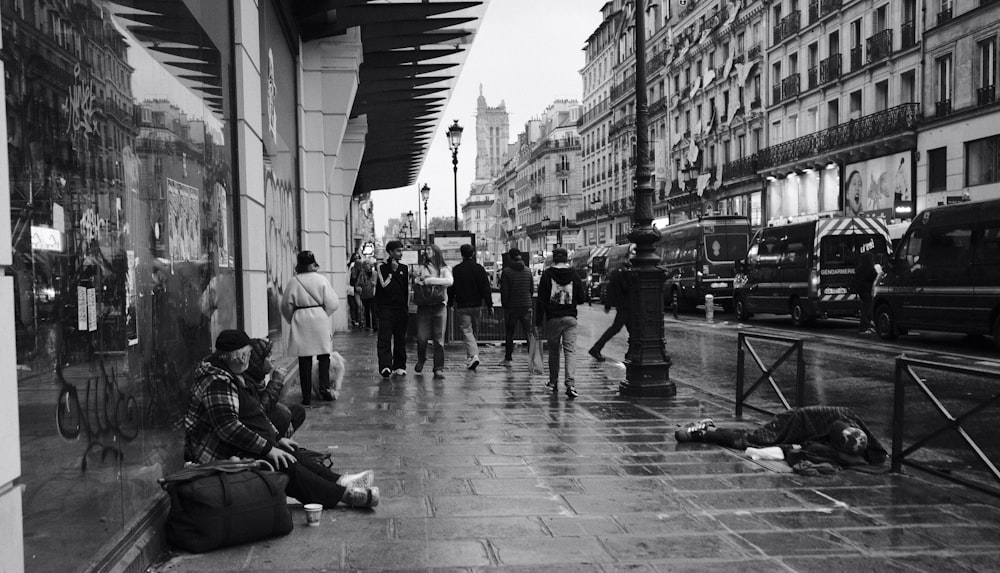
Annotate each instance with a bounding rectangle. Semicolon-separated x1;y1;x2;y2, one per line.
357;265;375;300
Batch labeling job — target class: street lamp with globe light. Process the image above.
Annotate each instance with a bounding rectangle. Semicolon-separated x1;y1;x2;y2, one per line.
420;183;431;242
447;120;464;230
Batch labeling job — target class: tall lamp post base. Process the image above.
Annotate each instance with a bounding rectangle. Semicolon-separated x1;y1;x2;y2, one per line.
620;238;675;397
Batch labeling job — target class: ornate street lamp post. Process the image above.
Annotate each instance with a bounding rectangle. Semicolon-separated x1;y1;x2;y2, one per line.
447;120;464;231
623;2;674;397
406;211;415;241
420;183;431;243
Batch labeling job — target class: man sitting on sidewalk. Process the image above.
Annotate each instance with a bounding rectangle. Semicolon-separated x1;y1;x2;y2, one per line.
676;405;888;475
185;329;379;508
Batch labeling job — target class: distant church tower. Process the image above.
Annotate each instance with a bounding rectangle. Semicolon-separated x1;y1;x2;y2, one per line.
475;85;509;181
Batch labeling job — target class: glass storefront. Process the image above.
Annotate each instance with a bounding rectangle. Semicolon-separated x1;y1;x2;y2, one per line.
3;1;237;569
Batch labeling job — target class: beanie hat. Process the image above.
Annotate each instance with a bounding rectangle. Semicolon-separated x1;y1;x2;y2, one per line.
216;329;252;352
829;421;868;456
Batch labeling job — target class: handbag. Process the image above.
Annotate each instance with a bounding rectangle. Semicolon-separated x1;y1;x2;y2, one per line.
528;328;544;374
412;265;447;306
159;459;293;553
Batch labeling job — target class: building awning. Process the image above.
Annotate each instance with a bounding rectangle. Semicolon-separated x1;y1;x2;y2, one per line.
110;0;489;194
293;1;488;194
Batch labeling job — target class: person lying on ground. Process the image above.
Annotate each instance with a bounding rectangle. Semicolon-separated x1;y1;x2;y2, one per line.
675;405;888;475
184;329;379;508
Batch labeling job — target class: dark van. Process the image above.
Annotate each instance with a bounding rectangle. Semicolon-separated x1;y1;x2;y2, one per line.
873;198;1000;349
734;217;892;326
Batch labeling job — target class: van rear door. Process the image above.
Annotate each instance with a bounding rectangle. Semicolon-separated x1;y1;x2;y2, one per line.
919;207;977;329
973;202;1000;332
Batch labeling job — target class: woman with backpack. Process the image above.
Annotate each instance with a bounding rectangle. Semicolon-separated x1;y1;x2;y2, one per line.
281;251;339;404
412;244;453;379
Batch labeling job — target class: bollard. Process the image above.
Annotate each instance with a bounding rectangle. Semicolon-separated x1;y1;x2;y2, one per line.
705;294;714;322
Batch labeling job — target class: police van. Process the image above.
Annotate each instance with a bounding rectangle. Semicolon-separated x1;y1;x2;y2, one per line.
872;198;1000;349
656;215;751;312
734;217;892;325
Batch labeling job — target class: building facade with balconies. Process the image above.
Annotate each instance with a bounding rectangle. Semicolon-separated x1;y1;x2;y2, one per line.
916;0;1000;210
759;0;922;225
662;0;767;226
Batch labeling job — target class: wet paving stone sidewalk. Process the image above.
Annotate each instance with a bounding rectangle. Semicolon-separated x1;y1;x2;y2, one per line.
152;330;1000;572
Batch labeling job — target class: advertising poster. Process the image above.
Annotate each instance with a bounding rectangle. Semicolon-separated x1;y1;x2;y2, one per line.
431;232;475;268
167;178;201;262
844;151;912;218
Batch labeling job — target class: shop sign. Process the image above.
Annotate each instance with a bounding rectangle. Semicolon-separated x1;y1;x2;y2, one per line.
30;226;63;252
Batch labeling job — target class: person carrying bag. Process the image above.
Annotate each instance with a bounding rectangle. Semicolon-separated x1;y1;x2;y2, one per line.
412;244;453;379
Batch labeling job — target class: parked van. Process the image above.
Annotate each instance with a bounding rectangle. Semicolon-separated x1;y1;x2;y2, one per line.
734;217;892;325
655;215;751;312
872;198;1000;349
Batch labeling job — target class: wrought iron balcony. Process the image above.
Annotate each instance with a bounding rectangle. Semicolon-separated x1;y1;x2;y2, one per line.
808;67;818;90
782;73;801;100
555;165;570;177
979;85;997;106
901;21;916;50
819;53;842;83
748;43;762;61
821;0;842;15
866;29;893;63
722;153;759;180
937;7;953;26
773;11;801;44
935;99;952;117
757;103;920;170
850;46;864;71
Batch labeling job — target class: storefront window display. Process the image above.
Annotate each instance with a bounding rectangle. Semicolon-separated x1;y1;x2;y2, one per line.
3;1;237;569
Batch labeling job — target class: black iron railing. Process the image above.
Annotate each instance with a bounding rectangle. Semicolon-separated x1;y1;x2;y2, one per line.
807;66;818;90
935;99;952;117
748;43;762;60
722;153;759;180
773;10;801;44
866;29;893;63
781;73;801;100
978;85;996;106
736;332;806;418
757;103;920;169
851;45;864;71
901;20;916;49
892;356;1000;498
937;6;953;25
819;53;842;83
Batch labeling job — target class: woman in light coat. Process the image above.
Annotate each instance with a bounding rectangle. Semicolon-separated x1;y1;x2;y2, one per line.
412;244;453;379
281;250;339;404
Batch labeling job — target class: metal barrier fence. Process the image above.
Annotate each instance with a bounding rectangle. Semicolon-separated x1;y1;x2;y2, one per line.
735;332;805;417
448;306;529;343
892;356;1000;497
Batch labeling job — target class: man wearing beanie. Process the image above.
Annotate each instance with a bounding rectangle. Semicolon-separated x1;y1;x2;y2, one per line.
184;329;380;508
499;248;534;367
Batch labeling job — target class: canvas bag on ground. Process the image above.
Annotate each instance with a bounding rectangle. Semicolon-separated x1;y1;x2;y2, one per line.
159;459;293;553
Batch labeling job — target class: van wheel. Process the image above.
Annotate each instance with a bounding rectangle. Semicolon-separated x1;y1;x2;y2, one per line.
790;300;813;327
874;303;898;340
735;295;751;322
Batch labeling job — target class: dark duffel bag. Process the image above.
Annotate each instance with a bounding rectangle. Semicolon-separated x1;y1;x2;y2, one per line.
159;459;293;553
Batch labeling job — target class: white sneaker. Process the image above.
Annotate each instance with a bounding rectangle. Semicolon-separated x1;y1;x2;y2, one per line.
336;470;374;490
392;368;406;376
467;355;480;371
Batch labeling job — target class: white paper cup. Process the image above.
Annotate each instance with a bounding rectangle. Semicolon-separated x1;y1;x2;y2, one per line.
304;503;323;526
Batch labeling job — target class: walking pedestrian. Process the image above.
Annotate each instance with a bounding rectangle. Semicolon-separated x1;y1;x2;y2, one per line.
448;244;493;371
535;247;586;398
498;248;534;367
854;240;878;334
412;244;454;379
374;241;409;378
280;250;339;405
589;258;631;362
346;253;360;328
354;257;378;331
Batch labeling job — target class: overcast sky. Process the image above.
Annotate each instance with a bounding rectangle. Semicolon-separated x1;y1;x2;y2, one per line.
370;0;608;238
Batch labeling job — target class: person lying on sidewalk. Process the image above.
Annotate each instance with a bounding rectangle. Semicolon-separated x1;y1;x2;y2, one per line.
185;329;379;509
675;405;888;475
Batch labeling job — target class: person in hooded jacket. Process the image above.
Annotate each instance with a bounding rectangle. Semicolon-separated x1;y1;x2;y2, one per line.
499;248;534;367
535;247;587;398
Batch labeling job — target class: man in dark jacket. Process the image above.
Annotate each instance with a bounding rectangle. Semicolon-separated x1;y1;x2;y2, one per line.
374;240;409;377
854;241;879;334
536;247;587;398
243;337;305;436
449;244;493;370
184;329;379;508
588;259;631;362
499;248;534;367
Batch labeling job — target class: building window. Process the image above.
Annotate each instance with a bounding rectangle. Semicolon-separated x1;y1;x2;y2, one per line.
979;37;997;105
901;70;916;103
875;80;888;111
849;90;862;118
936;54;952;103
966;135;999;187
928;147;947;191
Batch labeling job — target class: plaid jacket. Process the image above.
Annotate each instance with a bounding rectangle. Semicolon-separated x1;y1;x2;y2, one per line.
183;356;278;464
